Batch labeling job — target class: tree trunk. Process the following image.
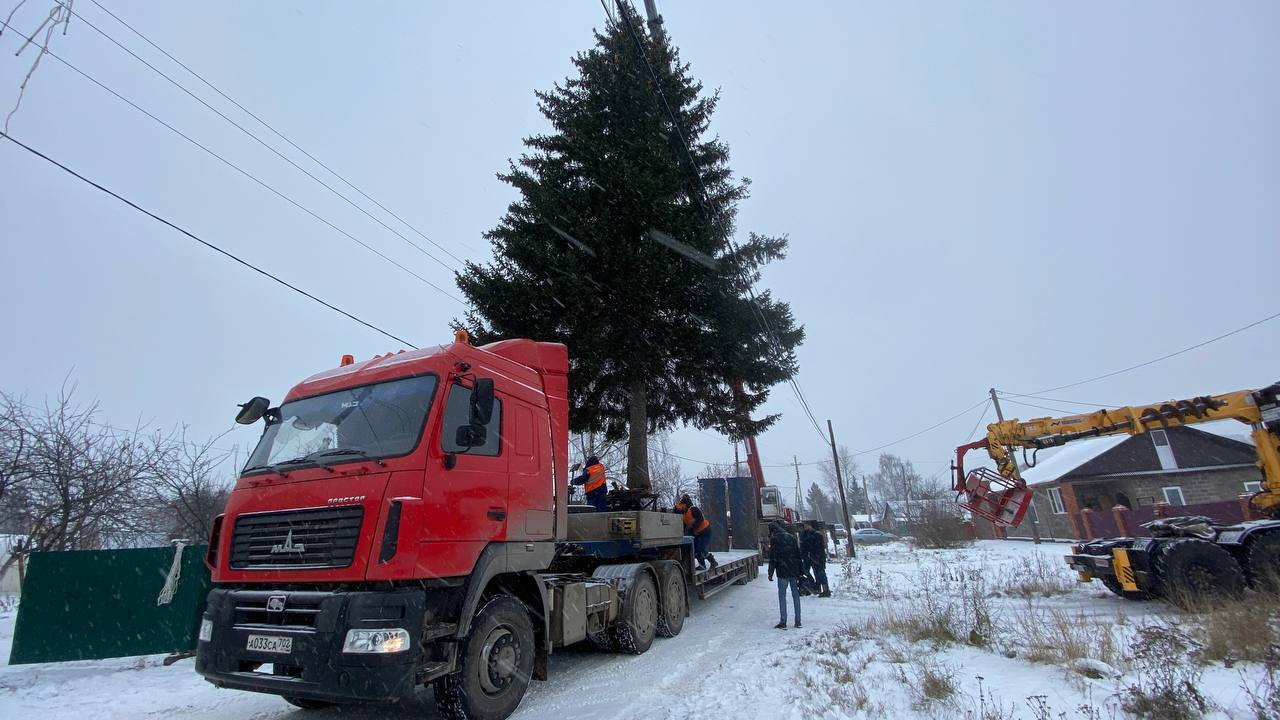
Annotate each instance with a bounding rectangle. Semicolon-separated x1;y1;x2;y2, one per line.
626;379;650;489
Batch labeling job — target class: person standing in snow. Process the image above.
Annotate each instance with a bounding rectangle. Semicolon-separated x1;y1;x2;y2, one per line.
800;520;831;597
674;494;717;570
767;522;803;629
571;456;609;512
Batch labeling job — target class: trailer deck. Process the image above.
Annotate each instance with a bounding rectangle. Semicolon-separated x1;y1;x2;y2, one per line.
692;548;760;599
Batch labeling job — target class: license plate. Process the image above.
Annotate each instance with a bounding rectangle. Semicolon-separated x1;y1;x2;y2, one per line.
246;634;293;654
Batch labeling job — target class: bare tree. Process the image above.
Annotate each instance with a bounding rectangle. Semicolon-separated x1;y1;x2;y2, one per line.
818;444;868;514
0;392;32;518
647;433;694;509
148;429;234;542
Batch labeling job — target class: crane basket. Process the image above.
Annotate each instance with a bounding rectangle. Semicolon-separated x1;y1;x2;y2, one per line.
958;467;1033;527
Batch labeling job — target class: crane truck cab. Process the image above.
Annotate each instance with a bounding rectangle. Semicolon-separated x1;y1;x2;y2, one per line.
195;333;759;720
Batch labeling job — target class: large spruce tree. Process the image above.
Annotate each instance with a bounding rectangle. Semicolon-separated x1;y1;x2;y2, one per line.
457;5;803;488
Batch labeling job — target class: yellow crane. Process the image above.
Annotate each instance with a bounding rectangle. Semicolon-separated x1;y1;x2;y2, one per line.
952;383;1280;605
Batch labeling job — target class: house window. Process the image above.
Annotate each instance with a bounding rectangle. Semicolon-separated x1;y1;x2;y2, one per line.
1245;481;1263;494
1162;486;1186;506
1026;497;1040;523
1048;487;1066;514
1151;429;1178;470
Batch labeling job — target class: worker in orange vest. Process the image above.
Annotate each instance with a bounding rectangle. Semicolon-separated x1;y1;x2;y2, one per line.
571;456;609;512
675;494;718;570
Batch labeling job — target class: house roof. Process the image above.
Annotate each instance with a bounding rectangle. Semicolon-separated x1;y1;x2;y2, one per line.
1022;426;1256;487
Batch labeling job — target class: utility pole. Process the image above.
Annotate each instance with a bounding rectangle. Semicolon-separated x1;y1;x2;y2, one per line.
989;387;1005;423
792;455;805;518
827;419;856;557
733;441;741;476
642;0;663;38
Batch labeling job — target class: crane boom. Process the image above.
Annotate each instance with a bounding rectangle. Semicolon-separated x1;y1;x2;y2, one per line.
954;383;1280;526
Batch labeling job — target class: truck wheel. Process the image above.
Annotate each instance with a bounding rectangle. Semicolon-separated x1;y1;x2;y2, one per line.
1154;538;1245;608
1099;575;1153;601
656;566;687;638
610;571;658;654
434;595;535;720
1245;532;1280;593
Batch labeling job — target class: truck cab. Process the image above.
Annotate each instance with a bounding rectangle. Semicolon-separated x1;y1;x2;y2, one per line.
197;336;570;711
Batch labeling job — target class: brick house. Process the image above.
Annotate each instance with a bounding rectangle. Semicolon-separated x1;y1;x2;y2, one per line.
1003;426;1261;541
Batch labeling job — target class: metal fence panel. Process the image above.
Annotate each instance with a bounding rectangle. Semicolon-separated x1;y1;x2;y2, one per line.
9;545;210;665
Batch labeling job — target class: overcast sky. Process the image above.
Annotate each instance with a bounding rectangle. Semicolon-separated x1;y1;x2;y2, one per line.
1;1;1276;499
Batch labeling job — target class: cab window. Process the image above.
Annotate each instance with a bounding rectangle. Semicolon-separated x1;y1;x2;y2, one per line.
441;383;503;456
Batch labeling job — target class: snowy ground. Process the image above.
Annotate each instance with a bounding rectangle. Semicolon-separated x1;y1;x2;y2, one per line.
0;540;1272;719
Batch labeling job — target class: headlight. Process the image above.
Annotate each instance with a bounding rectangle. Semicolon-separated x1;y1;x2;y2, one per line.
199;619;213;643
342;628;410;654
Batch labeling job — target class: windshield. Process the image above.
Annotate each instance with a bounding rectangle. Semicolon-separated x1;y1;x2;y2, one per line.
244;374;438;472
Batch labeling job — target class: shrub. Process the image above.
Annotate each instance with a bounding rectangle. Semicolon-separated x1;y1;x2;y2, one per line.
1121;623;1209;720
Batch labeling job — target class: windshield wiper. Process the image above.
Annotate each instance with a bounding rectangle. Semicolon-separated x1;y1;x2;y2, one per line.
313;448;387;467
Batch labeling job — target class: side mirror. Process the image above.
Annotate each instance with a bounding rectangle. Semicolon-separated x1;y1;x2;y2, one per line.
469;378;495;426
455;424;488;449
235;397;271;425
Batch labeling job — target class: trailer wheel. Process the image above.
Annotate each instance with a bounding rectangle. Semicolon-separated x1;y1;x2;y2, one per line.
1099;575;1153;601
1154;539;1245;608
434;595;534;720
1245;532;1280;593
656;566;687;638
611;571;658;654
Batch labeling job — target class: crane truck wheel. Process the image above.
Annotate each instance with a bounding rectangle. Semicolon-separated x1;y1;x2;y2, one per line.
1099;575;1153;601
655;565;687;638
1245;532;1280;594
434;595;535;720
1154;539;1245;608
610;571;659;654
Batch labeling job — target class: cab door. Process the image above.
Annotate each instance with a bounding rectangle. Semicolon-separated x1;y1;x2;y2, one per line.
419;382;508;572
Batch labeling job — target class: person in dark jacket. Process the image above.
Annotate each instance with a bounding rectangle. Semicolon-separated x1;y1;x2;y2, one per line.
800;520;831;597
674;495;717;570
767;522;803;629
571;456;609;512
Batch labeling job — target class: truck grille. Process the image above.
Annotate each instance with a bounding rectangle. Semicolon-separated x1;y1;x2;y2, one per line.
229;506;363;569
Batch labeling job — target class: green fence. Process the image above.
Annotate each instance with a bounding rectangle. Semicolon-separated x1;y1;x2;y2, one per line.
9;544;210;665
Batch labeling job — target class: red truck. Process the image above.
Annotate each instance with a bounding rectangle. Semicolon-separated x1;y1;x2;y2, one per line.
195;333;760;719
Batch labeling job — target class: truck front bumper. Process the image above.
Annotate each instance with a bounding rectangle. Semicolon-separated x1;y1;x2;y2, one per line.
195;587;429;704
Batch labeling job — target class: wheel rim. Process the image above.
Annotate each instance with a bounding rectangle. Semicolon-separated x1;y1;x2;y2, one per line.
635;583;657;638
667;577;684;621
478;626;519;695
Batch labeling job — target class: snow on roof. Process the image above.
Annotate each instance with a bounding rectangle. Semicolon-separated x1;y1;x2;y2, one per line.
1184;419;1256;446
1020;435;1129;487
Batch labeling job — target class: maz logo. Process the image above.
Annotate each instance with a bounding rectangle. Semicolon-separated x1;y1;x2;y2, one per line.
270;529;306;555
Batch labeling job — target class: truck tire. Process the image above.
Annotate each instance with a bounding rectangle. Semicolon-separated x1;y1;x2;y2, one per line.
1245;532;1280;593
434;595;535;720
1099;575;1153;601
610;571;658;655
656;565;687;638
1154;538;1245;608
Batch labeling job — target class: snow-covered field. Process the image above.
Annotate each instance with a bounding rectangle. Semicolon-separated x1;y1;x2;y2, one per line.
0;540;1272;719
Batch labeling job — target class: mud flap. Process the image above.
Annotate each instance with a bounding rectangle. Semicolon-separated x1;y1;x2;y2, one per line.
1112;548;1139;592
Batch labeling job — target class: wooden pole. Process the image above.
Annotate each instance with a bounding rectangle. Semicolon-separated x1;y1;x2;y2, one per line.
827;419;856;557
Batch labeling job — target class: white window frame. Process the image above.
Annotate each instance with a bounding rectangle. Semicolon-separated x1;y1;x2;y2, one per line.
1162;486;1186;506
1048;487;1066;515
1244;481;1262;494
1026;497;1040;523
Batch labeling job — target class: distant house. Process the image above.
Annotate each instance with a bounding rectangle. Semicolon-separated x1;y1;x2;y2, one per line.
876;499;960;534
1006;426;1261;541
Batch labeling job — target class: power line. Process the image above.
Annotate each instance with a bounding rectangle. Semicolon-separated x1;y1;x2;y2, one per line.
997;397;1082;416
1;131;419;348
605;1;828;446
66;3;461;274
849;397;989;458
964;399;991;443
84;0;471;263
1025;309;1280;395
0;18;463;304
996;391;1118;409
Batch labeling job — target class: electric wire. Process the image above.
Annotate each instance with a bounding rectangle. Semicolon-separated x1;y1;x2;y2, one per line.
0;18;463;304
964;399;991;443
996;392;1118;409
84;0;470;263
1025;309;1280;394
65;4;460;274
1;131;419;348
